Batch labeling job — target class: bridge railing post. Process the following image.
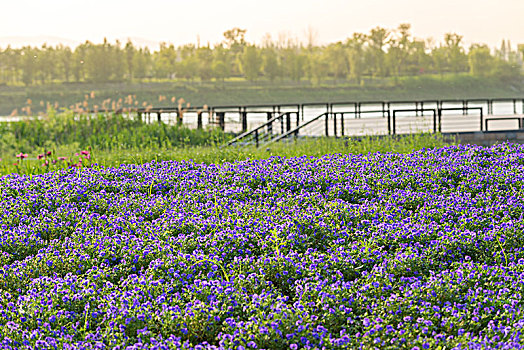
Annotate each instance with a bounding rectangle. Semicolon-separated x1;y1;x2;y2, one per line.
333;113;338;137
387;110;391;135
480;108;484;132
392;111;396;135
438;108;442;133
325;113;329;137
433;110;437;133
341;113;345;137
217;112;225;131
197;112;203;129
267;112;273;135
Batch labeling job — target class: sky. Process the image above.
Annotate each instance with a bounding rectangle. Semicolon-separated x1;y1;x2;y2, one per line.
1;0;523;50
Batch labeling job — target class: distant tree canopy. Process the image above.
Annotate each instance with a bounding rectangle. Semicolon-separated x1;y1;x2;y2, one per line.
0;25;522;86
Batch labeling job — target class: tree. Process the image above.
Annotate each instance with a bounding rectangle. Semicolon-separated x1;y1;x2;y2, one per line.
497;39;508;61
21;47;36;85
443;33;468;74
154;43;177;79
36;44;57;84
84;39;119;82
72;43;87;82
133;48;151;80
223;28;247;52
367;27;389;77
492;55;522;82
196;46;214;81
325;42;348;82
111;40;125;82
262;48;280;82
518;44;524;60
386;24;412;77
212;44;232;82
281;47;307;82
468;44;493;77
290;52;307;82
407;39;430;74
57;45;72;82
212;60;228;84
178;56;199;81
432;46;447;77
0;46;18;84
346;33;366;84
240;45;261;81
125;40;135;81
308;49;329;85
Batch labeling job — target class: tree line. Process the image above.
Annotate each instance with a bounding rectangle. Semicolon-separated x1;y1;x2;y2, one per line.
0;24;522;86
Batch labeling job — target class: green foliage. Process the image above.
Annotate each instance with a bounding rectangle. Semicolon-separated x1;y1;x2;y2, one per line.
0;110;230;155
346;33;366;84
0;132;451;176
262;48;280;82
0;24;521;88
240;45;261;81
469;44;494;77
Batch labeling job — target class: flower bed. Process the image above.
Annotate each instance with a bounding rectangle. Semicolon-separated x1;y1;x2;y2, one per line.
1;143;524;349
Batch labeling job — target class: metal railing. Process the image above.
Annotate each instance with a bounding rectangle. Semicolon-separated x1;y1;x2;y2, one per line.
265;106;491;146
227;111;300;147
267;112;329;144
437;107;483;132
62;97;524;142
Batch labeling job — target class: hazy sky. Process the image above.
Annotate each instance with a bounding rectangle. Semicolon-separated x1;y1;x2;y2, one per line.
1;0;523;49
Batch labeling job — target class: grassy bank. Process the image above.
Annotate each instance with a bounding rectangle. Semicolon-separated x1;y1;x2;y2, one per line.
0;133;453;175
1;75;523;115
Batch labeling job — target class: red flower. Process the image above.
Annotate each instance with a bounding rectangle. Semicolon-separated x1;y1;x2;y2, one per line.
46;151;52;156
37;154;44;160
16;153;28;159
81;150;90;156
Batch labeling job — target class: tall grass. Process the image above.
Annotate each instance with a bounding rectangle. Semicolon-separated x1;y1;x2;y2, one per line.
0;110;230;154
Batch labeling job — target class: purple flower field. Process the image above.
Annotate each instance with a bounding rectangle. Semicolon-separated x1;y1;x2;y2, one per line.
1;143;524;349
